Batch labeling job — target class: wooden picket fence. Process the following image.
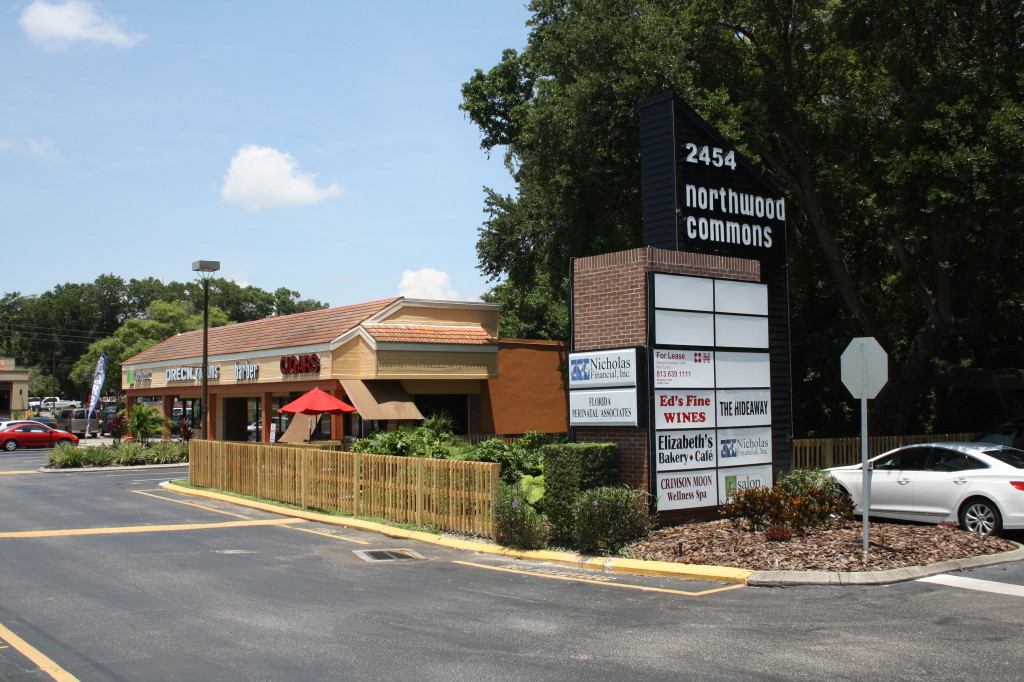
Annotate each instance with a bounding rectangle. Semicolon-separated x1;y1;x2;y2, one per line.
792;432;977;469
188;440;500;539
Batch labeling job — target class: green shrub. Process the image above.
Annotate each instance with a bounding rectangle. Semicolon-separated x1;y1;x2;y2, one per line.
722;469;852;534
519;474;545;505
571;486;654;555
145;441;188;464
470;438;524;484
542;442;618;543
126;404;169;444
351;428;413;456
351;416;463;459
82;445;115;467
777;468;844;499
48;442;85;468
494;482;548;550
113;441;148;466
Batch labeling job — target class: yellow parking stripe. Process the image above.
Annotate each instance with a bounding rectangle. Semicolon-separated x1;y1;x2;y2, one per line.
0;471;38;475
454;561;746;596
283;524;371;545
132;489;254;520
133;489;369;544
0;518;304;538
0;620;79;681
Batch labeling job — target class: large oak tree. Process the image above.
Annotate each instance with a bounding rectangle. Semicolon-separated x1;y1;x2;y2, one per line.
462;0;1024;435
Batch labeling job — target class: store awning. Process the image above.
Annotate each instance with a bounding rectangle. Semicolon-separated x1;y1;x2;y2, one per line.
340;380;424;421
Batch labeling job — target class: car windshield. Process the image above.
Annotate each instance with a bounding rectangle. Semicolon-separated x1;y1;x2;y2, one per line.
982;448;1024;469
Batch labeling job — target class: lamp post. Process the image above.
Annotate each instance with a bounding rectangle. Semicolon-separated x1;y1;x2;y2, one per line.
192;260;220;440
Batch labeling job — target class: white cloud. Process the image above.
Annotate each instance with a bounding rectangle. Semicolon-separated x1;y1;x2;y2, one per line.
20;0;146;50
0;137;61;161
221;145;343;211
399;269;461;300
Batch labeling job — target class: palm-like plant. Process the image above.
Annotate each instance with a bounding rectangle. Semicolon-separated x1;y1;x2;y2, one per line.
126;404;169;444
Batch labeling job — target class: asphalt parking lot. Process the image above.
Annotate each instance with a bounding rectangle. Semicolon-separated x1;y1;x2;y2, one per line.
2;446;1024;681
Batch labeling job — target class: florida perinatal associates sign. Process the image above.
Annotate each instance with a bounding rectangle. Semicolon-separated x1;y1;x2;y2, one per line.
568;348;640;427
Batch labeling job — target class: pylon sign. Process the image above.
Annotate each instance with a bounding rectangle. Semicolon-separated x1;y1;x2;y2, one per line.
639;92;787;265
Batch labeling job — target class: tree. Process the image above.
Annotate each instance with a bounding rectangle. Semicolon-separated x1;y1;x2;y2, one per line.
1;274;327;401
126;403;169;444
70;300;230;397
461;0;1024;435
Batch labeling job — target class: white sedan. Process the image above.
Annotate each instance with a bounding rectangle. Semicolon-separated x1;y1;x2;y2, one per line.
827;442;1024;536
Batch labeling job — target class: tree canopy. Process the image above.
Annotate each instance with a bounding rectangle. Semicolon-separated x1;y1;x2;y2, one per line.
1;274;327;400
461;0;1024;435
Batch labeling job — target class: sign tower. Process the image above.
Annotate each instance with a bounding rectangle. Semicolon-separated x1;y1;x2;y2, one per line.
569;92;792;522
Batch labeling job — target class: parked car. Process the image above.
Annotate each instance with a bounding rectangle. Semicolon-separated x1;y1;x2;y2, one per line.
1;423;79;451
0;418;58;430
171;407;193;435
28;415;57;428
40;397;80;412
55;408;100;438
827;442;1024;536
976;417;1024;450
97;406;120;436
0;419;48;431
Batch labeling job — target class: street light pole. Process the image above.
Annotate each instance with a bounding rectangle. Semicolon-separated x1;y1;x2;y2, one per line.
192;260;220;440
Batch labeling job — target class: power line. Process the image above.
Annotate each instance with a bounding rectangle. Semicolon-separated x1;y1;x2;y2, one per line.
1;323;115;337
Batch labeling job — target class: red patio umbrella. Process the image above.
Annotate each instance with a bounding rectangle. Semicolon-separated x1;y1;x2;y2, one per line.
278;388;356;415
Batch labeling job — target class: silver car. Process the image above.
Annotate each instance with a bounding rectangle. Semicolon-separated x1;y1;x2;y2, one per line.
827;442;1024;536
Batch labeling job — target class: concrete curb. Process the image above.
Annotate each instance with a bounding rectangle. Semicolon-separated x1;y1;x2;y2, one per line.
747;545;1024;586
159;481;753;584
158;481;1024;587
39;462;189;473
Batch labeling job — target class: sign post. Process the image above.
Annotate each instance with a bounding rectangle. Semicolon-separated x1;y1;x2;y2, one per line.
841;337;888;557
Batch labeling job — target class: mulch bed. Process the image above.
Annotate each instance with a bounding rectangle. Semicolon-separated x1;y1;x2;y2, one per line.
621;519;1019;572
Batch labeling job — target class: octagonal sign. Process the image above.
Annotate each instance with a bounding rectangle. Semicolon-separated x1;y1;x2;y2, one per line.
841;337;888;399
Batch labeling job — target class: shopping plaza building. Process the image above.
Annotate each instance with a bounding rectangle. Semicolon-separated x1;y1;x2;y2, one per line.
121;297;567;442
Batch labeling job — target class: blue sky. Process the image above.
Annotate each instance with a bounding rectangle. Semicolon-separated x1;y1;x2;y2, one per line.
1;1;531;307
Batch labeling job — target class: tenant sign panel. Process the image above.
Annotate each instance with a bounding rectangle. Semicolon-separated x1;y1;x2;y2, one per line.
568;348;642;428
650;273;774;510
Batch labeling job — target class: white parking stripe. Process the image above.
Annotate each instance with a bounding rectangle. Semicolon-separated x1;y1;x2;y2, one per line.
918;574;1024;597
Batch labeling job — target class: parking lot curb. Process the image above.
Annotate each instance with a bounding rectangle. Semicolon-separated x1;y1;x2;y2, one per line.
747;545;1024;586
158;481;1023;587
159;481;753;585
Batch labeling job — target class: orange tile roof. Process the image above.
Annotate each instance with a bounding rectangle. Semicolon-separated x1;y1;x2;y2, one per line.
363;324;496;345
125;298;401;365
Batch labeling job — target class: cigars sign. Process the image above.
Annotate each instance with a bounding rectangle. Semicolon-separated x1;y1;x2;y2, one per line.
280;353;320;375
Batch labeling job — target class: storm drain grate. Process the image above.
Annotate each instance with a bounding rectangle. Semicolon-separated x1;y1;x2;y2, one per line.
354;549;425;563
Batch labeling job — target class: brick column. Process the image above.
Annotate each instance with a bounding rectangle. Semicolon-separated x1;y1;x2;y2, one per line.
572;247;760;513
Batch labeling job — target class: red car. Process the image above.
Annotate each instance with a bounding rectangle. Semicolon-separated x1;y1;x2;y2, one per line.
1;423;79;451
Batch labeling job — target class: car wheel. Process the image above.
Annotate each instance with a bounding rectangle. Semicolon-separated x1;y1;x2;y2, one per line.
2;439;17;452
57;438;73;446
959;498;1003;536
833;485;855;517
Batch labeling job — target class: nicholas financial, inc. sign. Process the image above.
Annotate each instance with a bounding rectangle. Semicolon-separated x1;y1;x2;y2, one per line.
568;348;639;427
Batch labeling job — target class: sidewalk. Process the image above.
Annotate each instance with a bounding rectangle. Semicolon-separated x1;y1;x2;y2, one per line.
159;480;1024;587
